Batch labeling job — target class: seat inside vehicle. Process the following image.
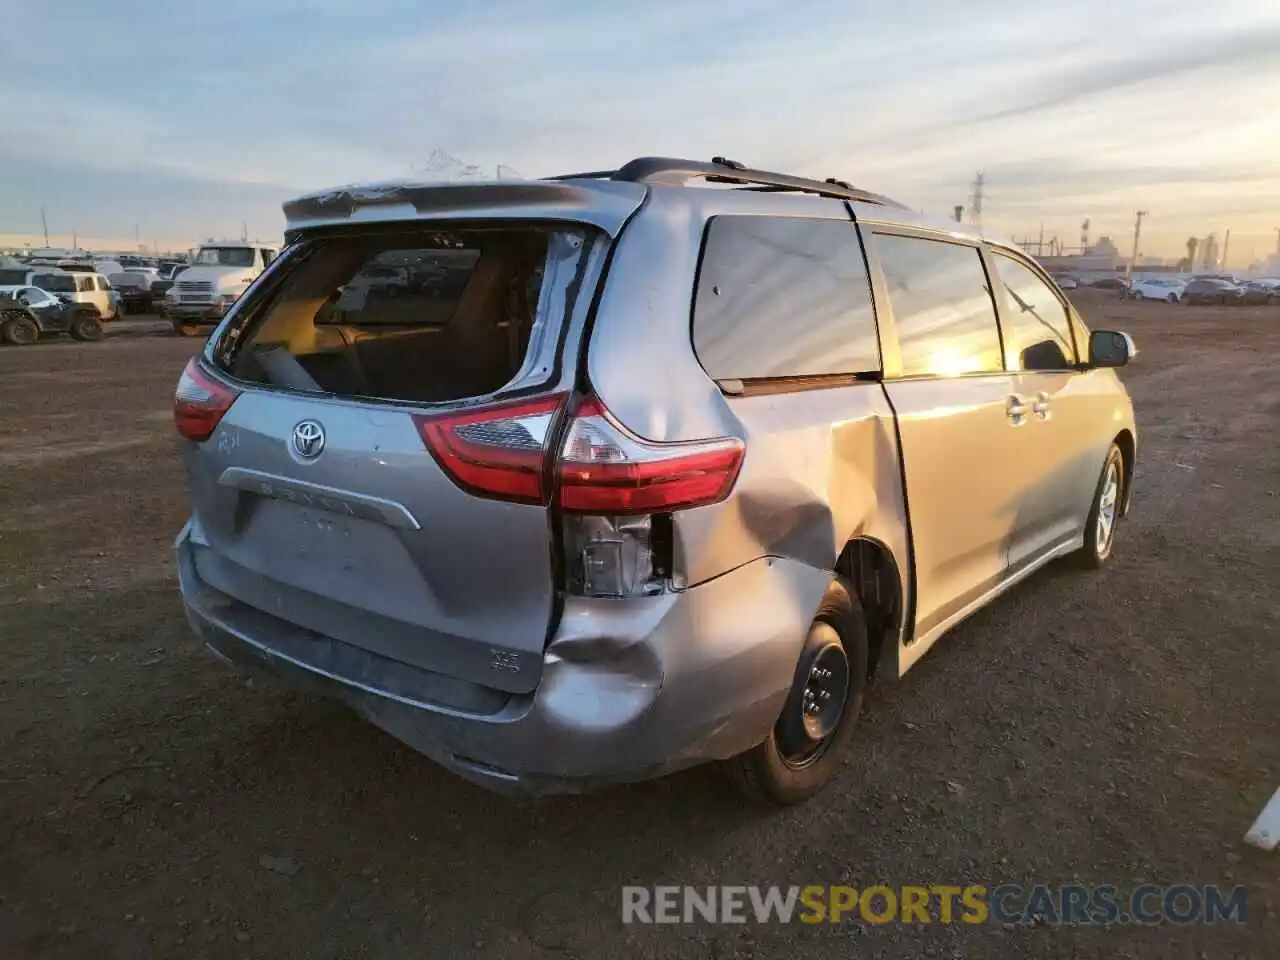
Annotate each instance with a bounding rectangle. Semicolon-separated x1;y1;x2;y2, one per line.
228;228;551;403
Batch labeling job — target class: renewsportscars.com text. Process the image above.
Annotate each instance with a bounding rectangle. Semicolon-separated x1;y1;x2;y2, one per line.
622;884;1247;926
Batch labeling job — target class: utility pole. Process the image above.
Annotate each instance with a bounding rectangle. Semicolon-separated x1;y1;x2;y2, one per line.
1126;210;1148;285
1274;227;1279;256
40;205;49;247
1221;229;1231;271
968;172;985;231
953;205;963;223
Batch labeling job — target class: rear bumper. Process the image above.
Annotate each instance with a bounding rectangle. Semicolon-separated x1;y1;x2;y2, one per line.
175;522;823;795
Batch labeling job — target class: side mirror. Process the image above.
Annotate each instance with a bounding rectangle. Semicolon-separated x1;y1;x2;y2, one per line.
1089;330;1136;368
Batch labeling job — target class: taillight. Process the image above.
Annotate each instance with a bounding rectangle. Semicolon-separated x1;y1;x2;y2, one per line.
413;394;566;504
556;396;744;514
173;358;239;442
415;392;744;600
556;395;743;599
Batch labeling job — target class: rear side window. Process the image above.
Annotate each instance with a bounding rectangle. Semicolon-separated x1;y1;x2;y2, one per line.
990;252;1076;370
76;276;94;293
693;216;880;380
873;234;1003;377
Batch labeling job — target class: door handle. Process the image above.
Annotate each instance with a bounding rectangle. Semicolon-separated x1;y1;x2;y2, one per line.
1006;394;1028;426
1032;391;1051;420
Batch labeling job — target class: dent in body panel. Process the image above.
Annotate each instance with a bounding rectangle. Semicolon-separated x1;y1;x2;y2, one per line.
670;385;911;633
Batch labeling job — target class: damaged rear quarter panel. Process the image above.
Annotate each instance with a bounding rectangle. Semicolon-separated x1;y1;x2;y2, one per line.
586;187;911;605
674;387;910;591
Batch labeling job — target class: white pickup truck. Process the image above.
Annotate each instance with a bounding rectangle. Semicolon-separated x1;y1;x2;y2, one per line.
164;241;277;336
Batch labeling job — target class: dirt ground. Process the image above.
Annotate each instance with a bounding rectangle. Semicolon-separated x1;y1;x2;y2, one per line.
2;296;1278;959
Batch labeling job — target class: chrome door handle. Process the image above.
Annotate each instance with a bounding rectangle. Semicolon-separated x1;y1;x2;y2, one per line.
1032;391;1051;420
1006;395;1028;425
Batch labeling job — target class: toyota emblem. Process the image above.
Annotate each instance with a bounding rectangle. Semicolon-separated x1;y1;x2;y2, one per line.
292;420;325;459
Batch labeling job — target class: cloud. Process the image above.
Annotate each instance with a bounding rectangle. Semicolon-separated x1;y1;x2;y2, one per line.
958;26;1280;127
1;0;1277;256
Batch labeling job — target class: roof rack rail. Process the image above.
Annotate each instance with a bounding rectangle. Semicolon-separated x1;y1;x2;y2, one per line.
546;156;906;207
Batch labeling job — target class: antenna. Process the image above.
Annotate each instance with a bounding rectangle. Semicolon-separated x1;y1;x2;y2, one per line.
40;205;49;246
968;172;984;230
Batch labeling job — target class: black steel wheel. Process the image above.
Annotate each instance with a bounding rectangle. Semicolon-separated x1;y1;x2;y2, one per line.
724;575;869;806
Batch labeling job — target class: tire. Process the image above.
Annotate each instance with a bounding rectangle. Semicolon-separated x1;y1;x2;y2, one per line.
1167;293;1178;303
1073;444;1124;569
1132;291;1144;300
723;576;869;806
69;315;104;342
1;314;39;346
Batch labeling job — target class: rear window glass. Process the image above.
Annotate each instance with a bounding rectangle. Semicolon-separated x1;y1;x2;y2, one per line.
693;216;880;380
0;269;27;285
217;227;594;405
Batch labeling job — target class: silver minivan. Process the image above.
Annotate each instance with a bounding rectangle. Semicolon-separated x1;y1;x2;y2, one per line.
174;157;1137;804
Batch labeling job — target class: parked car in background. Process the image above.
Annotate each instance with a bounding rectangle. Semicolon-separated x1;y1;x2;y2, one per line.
30;270;121;320
1182;278;1245;305
0;266;42;286
1239;279;1280;305
109;272;155;313
0;285;105;344
1090;277;1128;291
1129;277;1188;302
173;156;1138;804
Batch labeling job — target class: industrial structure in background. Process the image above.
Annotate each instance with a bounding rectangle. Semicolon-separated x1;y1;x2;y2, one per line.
954;171;1276;279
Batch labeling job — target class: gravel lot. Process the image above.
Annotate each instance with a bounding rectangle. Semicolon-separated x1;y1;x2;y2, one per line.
2;296;1277;959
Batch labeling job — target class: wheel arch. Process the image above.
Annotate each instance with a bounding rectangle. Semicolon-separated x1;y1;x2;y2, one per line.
834;537;906;684
1113;429;1136;517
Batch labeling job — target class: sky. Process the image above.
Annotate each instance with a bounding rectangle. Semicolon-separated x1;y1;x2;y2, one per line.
2;0;1278;264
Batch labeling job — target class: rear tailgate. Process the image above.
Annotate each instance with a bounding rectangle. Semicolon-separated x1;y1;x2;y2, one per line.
183;390;555;694
179;187;642;694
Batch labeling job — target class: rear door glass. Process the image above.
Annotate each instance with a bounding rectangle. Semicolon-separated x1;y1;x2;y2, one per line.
692;216;880;380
